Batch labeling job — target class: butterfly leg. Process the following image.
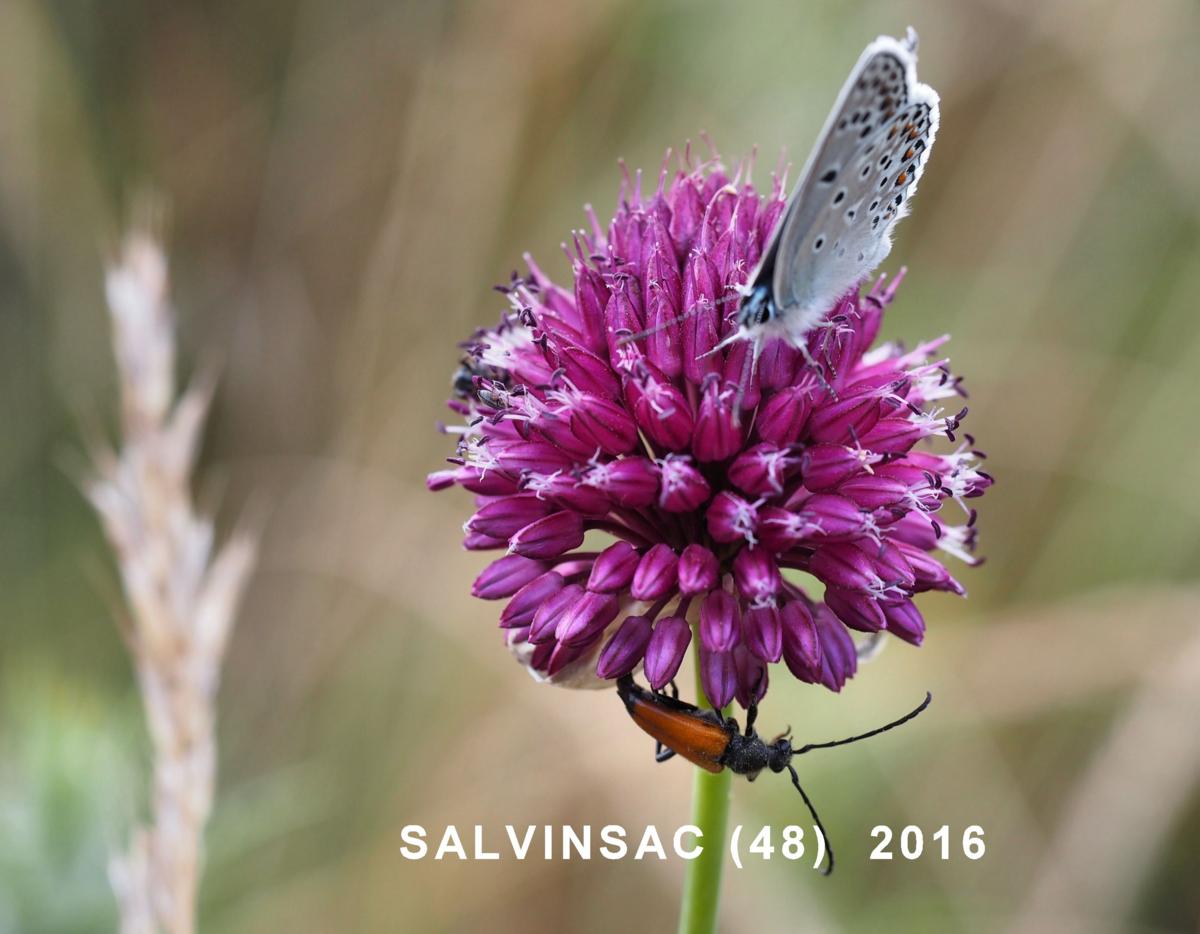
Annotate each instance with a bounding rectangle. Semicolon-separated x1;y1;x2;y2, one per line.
796;339;837;398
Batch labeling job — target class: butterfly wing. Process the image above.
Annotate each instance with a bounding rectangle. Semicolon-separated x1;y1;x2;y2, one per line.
765;30;939;339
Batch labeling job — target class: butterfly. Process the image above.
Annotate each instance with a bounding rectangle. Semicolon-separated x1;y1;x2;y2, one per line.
724;28;939;368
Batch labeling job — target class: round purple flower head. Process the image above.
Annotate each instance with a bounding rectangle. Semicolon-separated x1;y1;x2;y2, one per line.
429;148;991;708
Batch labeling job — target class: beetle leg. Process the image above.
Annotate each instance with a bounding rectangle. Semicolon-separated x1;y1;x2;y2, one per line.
653;679;681;703
654;740;677;763
743;667;766;736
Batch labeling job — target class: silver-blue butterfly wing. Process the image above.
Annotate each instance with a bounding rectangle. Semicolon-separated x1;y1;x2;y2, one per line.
747;30;940;345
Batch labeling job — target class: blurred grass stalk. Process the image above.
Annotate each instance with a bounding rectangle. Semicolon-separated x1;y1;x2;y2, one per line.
83;222;256;934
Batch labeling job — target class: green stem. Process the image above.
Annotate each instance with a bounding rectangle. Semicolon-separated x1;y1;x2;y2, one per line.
677;651;732;934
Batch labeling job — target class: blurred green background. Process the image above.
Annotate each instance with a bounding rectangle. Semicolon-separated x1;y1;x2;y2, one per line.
2;0;1199;931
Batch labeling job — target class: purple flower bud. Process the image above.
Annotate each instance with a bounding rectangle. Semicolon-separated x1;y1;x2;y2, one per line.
734;645;768;709
657;455;711;512
628;369;694;451
570;392;640;456
644;220;679;296
700;589;740;651
521;472;610;516
472;555;550;599
837;474;909;510
631;544;678;601
529;583;584;643
873;542;916;590
809;543;876;591
669;173;705;253
806;392;883;445
604;278;644;364
815;608;858;691
500;572;567;628
894;541;964;594
610;209;643;271
883;598;925;645
732;547;782;603
692;377;744;462
682;252;720;382
596;614;654;678
587;541;641;593
714;226;752;279
801;444;873;491
573;261;609;353
755;386;812;446
546;637;593;677
645;267;683;379
678;544;719;596
455;466;522;497
795;494;868;541
531;407;600;459
743;604;783;662
852;288;885;353
463;530;507;551
509;510;585;559
720;342;762;411
706;491;759;544
888;513;940;549
559;341;622;400
889;513;940;551
758;190;787;246
644;615;692;690
824;586;886;632
526;254;579;322
700;646;737;709
505;625;531;647
534;312;591;360
757;339;799;390
583;456;659;508
426;469;457;491
526;638;554;672
859;416;929;454
757;506;805;552
556;590;621;646
781;600;821;675
494;440;575;474
728;443;796;497
872;460;931;489
467;494;556;540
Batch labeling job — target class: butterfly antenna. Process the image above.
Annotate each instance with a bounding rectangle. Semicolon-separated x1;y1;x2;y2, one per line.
794;692;932;755
786;764;834;875
617;290;744;348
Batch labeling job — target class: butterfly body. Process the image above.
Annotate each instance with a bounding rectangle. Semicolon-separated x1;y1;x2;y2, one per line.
729;28;939;358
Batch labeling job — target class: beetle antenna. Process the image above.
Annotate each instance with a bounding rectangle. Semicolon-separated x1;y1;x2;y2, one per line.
794;692;932;755
785;764;834;875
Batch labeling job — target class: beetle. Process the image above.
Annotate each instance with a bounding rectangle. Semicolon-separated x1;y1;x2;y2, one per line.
616;674;931;874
